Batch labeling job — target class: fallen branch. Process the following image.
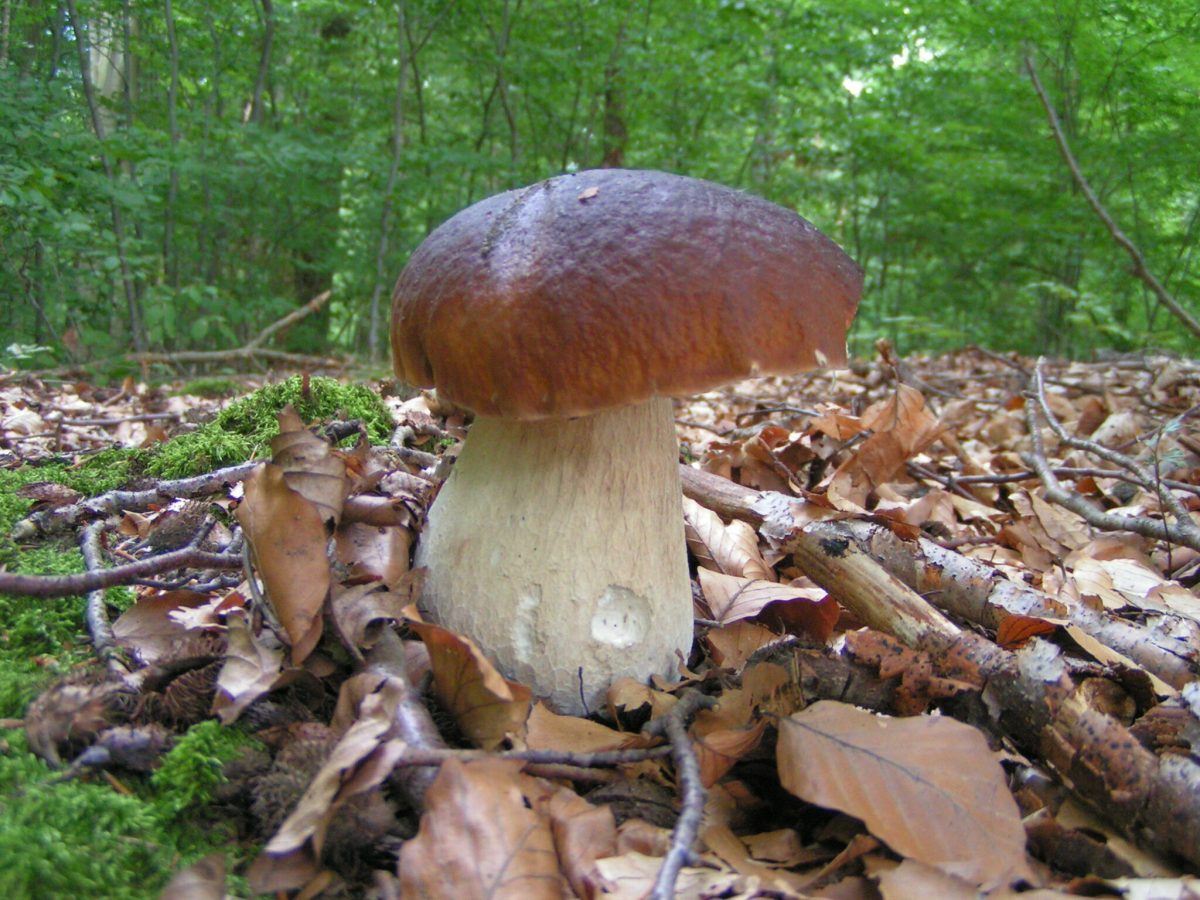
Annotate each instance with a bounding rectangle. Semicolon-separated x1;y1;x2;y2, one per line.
784;518;1200;868
1024;361;1200;553
12;461;258;539
80;522;129;674
680;464;1200;690
1024;53;1200;341
0;544;242;599
643;689;717;900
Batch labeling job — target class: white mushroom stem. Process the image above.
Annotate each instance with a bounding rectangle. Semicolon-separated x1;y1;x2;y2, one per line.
414;395;695;715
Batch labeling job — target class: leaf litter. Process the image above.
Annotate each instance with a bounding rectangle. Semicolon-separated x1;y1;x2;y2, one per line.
6;347;1200;896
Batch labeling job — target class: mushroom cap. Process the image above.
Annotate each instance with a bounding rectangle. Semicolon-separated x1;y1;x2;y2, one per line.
391;169;863;420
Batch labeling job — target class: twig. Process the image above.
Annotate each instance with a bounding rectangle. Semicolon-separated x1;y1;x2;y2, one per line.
12;461;258;539
1024;360;1200;552
643;689;717;900
1024;53;1200;340
0;544;242;599
79;522;129;674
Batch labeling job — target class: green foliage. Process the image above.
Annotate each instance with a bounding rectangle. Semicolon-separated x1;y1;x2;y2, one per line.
145;374;393;478
152;721;264;818
1;0;1197;360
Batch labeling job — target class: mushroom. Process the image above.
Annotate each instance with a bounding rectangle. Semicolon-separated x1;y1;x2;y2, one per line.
392;168;862;715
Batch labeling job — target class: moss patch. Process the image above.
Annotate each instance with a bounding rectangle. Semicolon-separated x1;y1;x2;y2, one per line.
146;375;393;479
0;728;247;898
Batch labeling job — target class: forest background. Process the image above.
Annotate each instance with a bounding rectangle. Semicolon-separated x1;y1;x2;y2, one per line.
2;0;1198;369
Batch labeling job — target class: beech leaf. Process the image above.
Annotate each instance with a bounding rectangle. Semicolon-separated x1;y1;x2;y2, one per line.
776;700;1033;886
398;758;568;899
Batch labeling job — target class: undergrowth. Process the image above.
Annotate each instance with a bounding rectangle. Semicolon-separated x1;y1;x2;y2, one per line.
0;377;390;896
146;374;394;478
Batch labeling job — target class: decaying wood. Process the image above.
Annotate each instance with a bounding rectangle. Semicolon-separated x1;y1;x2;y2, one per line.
681;464;1200;868
13;461;259;539
681;465;1200;689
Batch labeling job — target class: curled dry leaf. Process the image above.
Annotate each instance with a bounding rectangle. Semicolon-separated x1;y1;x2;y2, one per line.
405;613;532;750
826;384;944;511
682;496;775;580
160;852;227;900
249;678;412;894
329;582;411;652
544;784;618;897
236;463;329;664
697;567;833;635
334;519;412;588
397;758;569;899
211;607;284;724
705;620;783;671
111;589;230;665
776;700;1034;887
270;406;349;526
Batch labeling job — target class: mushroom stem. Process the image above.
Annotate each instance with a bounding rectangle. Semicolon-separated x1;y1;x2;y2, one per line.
414;396;694;715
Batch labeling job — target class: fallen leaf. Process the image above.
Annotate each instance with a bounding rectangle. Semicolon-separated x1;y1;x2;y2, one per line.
698;568;829;627
407;614;532;749
704;620;782;670
398;758;569;899
237;463;329;664
776;700;1034;886
211;607;285;724
683;496;775;580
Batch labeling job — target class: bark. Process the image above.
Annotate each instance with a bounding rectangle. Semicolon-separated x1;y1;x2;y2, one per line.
63;0;145;351
680;465;1200;689
680;465;1200;867
162;0;180;289
249;0;273;125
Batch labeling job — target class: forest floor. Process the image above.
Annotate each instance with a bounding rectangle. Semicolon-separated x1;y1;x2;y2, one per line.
1;346;1200;898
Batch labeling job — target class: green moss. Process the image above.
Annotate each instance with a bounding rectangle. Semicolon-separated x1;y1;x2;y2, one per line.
146;375;393;479
174;377;242;399
0;728;247;898
152;720;263;817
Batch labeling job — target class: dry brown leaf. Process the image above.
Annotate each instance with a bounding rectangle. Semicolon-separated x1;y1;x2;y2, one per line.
704;620;782;670
525;702;654;753
111;590;229;665
607;678;678;726
544;785;618;898
876;858;981;899
236;463;329;664
249;678;411;893
826;384;944;510
683;496;775;581
398;758;569;899
211;607;284;724
160;852;227;900
698;568;829;627
592;852;740;899
776;700;1034;887
692;719;768;787
271;406;349;526
406;615;532;750
334;519;411;588
702;822;817;894
329;582;411;651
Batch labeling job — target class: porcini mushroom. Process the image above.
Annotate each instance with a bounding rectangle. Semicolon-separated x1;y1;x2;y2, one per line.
392;168;861;715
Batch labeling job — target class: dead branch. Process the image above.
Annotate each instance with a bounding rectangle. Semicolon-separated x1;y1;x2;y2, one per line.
643;689;716;900
680;464;1200;689
0;544;241;599
1024;54;1200;341
12;461;258;539
128;290;343;371
1024;362;1200;553
80;521;129;674
784;519;1200;868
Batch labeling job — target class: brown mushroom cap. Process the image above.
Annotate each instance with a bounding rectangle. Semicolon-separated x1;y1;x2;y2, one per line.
391;169;863;420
